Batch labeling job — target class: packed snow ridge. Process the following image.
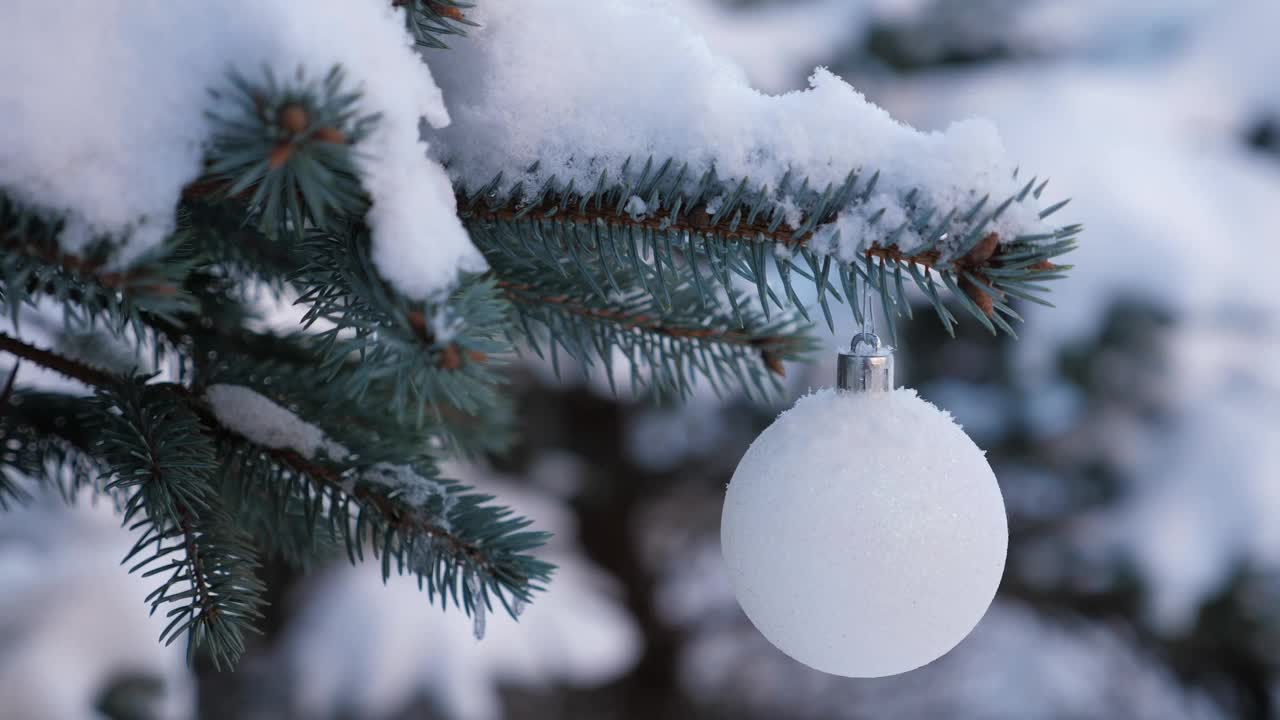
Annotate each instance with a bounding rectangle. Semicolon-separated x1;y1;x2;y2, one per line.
1;0;1050;302
206;384;349;461
428;0;1052;258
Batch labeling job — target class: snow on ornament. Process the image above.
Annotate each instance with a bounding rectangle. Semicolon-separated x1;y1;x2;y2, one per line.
721;333;1007;678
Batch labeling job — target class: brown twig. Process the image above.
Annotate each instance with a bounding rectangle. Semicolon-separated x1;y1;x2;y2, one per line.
178;510;218;622
463;194;1046;319
3;236;179;296
0;330;497;573
464;195;816;249
0;332;118;388
464;192;973;270
497;280;795;349
255;444;495;571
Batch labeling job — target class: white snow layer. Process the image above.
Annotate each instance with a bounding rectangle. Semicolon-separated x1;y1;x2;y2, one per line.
426;0;1050;257
205;384;348;460
1;0;1050;295
0;0;484;298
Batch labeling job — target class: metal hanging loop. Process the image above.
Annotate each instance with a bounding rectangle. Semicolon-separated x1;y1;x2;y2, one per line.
837;331;894;393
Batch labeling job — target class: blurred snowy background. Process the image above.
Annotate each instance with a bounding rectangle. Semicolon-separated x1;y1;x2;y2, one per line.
3;0;1279;717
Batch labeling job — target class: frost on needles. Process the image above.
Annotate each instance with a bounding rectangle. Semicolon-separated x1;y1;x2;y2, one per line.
0;0;1078;669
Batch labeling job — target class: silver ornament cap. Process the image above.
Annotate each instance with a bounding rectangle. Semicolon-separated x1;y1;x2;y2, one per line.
836;332;894;393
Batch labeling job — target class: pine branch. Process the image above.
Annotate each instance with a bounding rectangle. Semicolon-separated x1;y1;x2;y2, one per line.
0;331;550;632
209;406;552;614
0;20;1084;671
5;65;370;312
0;332;118;388
291;230;513;426
4;238;176;292
492;253;815;400
459;158;1080;341
1;199;201;335
0;388;98;508
258;445;495;578
173;76;519;444
93;378;265;669
121;500;266;669
198;66;375;242
177;201;303;292
499;280;791;349
396;0;478;48
465;187;806;248
204;342;515;458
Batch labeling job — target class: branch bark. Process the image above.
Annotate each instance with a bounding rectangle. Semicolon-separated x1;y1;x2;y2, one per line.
498;280;796;350
0;332;119;389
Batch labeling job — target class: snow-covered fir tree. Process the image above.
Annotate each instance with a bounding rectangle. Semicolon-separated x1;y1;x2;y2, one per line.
48;3;1280;720
0;0;1075;669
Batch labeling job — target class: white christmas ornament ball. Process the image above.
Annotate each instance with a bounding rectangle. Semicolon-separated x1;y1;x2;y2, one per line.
721;387;1007;678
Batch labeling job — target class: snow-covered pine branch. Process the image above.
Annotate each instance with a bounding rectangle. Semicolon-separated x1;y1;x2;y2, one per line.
0;332;551;665
431;1;1078;339
0;0;1079;669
